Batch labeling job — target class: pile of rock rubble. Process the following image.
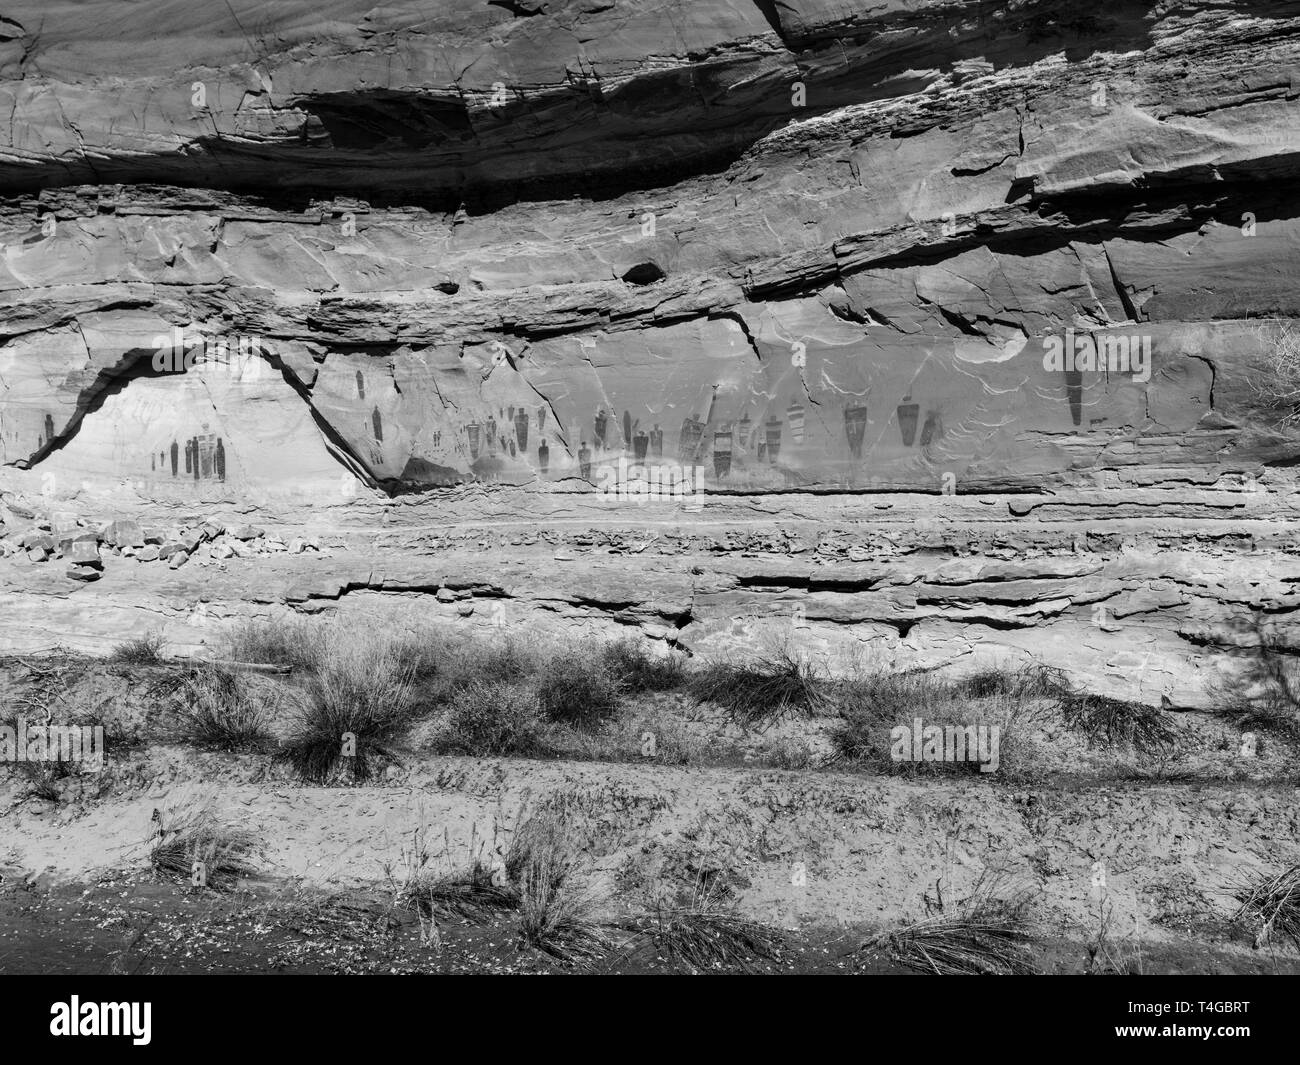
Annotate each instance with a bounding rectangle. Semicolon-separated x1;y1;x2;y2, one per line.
0;513;320;582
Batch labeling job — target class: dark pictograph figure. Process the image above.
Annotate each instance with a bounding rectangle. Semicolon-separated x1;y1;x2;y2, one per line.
713;426;733;478
896;394;920;446
920;409;944;450
215;438;226;481
515;409;529;450
679;416;705;463
44;413;54;445
467;422;482;458
509;439;517;458
622;410;632;451
185;438;193;474
765;416;783;464
372;407;383;443
844;404;868;459
538;438;549;473
1065;368;1083;426
151;454;156;471
579;440;592;480
737;411;753;450
486;416;497;453
432;431;441;448
787;401;805;444
537;406;546;433
356;371;365;399
192;438;200;480
170;439;178;476
594;409;608;450
650;424;663;458
634;429;649;461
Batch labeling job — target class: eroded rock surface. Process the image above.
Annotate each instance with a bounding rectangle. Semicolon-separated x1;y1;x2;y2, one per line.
2;1;1300;699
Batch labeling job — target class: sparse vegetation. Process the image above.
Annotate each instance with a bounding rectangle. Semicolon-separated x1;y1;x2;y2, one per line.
437;680;547;755
833;668;1029;776
602;638;685;693
536;652;622;729
222;616;322;672
1234;863;1300;950
108;630;165;665
165;664;275;751
280;631;417;781
1058;691;1177;757
689;648;833;726
507;805;612;962
625;879;784;972
861;875;1039;975
1246;321;1300;430
149;794;261;891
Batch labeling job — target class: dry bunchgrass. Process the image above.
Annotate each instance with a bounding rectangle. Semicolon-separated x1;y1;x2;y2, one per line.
833;667;1033;776
222;616;322;672
1058;691;1177;757
861;874;1040;975
148;794;261;892
506;805;613;962
280;628;417;782
1234;864;1300;949
536;652;622;729
1247;321;1300;430
163;663;275;751
688;648;833;727
624;878;784;972
435;680;548;756
108;630;165;665
601;639;686;693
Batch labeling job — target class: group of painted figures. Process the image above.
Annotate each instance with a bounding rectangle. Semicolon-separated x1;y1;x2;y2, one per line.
150;434;226;481
458;392;945;479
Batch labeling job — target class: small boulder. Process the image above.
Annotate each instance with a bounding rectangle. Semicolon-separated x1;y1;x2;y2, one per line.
168;550;190;570
66;564;102;582
136;545;160;562
158;541;186;559
26;546;50;563
229;523;265;541
107;519;145;549
70;541;102;567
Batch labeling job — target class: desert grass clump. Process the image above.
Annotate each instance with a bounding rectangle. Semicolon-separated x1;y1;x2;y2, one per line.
280;631;417;782
627;879;784;972
108;630;165;665
1234;864;1300;949
958;662;1069;701
507;806;612;962
602;639;685;693
148;795;261;892
438;680;547;755
536;652;622;729
688;648;833;726
861;875;1039;975
222;616;322;672
833;670;1025;776
1246;321;1300;430
387;825;520;929
1058;691;1177;757
166;664;275;751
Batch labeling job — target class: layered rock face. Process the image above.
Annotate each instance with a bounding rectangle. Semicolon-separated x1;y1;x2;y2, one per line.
2;0;1299;704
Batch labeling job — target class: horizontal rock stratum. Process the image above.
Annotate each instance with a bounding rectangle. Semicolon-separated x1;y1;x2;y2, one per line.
1;0;1299;704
